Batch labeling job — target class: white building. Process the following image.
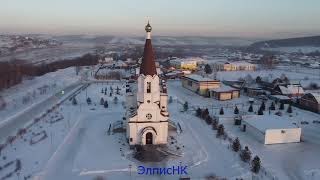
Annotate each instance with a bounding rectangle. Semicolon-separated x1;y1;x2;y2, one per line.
126;22;169;146
170;57;205;70
213;61;256;71
242;115;301;145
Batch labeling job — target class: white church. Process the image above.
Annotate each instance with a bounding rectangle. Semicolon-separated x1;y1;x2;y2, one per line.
126;22;169;146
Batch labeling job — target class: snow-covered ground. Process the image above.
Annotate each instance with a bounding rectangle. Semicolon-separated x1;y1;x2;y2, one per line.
1;66;320;180
0;67;81;123
0;81;256;180
213;66;320;88
262;46;320;54
167;80;320;180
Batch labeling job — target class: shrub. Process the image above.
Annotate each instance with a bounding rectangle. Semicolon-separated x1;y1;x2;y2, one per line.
183;102;189;111
248;104;253;112
216;124;225;137
196;108;202;117
232;138;241;152
219;107;224;115
251;156;261;173
287;104;292;113
234;106;239;114
240;146;252;162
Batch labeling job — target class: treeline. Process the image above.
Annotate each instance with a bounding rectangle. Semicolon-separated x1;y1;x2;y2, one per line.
0;53;98;90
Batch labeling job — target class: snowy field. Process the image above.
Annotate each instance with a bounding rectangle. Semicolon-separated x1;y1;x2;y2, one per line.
0;81;255;180
1;66;320;180
167;80;320;180
0;67;82;123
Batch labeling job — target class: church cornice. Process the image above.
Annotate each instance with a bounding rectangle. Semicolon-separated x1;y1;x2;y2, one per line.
129;120;168;123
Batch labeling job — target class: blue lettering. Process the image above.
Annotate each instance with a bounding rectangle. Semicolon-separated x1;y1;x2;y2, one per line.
159;168;166;175
166;167;172;175
180;166;188;175
138;166;145;175
146;167;152;175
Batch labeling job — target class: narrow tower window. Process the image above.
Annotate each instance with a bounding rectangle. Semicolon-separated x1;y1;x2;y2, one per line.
147;82;151;93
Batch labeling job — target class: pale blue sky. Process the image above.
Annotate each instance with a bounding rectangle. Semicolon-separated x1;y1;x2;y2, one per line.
1;0;320;38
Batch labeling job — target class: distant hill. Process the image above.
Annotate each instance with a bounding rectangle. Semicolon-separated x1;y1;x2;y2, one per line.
250;36;320;49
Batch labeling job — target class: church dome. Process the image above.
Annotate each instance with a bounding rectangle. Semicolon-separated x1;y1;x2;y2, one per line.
145;21;152;32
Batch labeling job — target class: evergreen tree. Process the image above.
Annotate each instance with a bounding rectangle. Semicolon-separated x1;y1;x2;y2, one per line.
103;101;109;108
116;86;120;95
104;90;107;95
240;146;252;162
183;101;189;111
270;102;275;110
287;104;292;113
279;102;284;110
234;106;239;114
256;76;262;83
261;101;266;111
100;98;105;105
113;97;118;104
205;116;213;125
258;106;264;115
219;107;224;115
109;92;112;97
204;64;213;74
248;104;253;112
251;156;261;173
72;97;77;105
212;120;218;130
196;108;202;117
201;108;209;119
216;124;225;137
232;138;241;152
86;97;92;105
169;96;173;104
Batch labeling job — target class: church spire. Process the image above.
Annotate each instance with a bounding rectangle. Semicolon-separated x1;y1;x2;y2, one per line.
140;21;157;76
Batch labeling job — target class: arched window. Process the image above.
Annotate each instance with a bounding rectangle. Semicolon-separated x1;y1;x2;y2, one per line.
147;82;151;93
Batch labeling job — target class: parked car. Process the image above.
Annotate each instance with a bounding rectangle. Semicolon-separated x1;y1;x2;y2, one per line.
301;121;309;125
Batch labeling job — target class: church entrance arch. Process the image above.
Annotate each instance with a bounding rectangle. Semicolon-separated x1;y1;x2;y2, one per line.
146;132;153;144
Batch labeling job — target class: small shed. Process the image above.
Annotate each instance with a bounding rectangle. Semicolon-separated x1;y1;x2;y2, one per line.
242;115;301;145
209;85;240;101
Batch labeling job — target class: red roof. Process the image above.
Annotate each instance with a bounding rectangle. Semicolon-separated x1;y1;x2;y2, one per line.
139;39;157;76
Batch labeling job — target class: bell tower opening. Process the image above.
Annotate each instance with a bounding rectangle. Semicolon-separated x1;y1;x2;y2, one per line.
147;82;151;93
146;132;153;144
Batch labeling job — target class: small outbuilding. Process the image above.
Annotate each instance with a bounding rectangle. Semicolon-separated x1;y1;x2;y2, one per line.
209;85;240;101
242;115;301;145
181;75;220;96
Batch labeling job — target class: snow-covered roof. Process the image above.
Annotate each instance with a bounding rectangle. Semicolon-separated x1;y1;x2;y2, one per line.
279;85;304;95
269;95;291;100
210;84;237;92
230;61;255;66
243;115;299;133
183;74;217;82
307;93;320;104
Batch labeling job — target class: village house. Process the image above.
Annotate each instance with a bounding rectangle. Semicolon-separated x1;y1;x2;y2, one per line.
170;57;205;70
181;74;220;96
213;61;256;71
209;84;240;100
273;84;304;97
299;93;320;113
